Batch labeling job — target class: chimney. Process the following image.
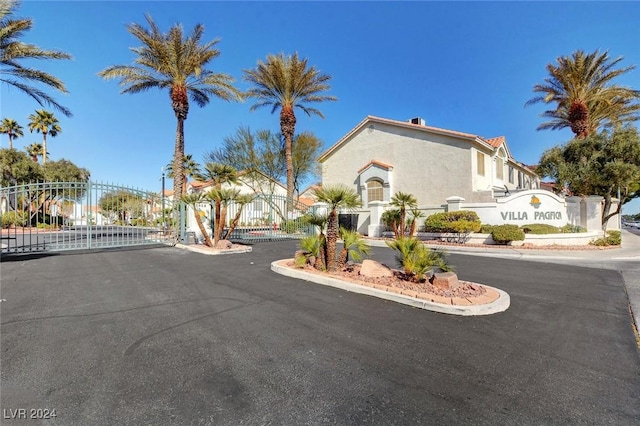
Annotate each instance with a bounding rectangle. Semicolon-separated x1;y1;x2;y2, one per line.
409;117;426;126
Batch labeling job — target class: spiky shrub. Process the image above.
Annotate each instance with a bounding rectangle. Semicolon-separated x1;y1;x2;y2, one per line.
490;224;525;244
386;237;453;282
296;235;321;267
338;227;371;267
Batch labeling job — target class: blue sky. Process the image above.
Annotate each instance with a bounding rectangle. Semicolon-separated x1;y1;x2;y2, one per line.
2;1;640;214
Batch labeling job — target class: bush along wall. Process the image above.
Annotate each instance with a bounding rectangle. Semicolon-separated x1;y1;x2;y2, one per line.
424;211;481;243
489;224;526;244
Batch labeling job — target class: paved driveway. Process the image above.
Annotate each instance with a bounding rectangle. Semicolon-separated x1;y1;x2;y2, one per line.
1;242;638;425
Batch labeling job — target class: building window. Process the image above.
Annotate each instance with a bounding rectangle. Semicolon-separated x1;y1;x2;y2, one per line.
477;152;485;176
496;157;504;180
508;166;514;184
367;180;383;202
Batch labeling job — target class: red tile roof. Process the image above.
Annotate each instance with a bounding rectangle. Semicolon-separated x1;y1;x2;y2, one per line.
357;160;394;174
485;136;505;148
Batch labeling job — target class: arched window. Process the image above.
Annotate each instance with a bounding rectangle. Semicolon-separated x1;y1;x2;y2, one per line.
367;180;383;202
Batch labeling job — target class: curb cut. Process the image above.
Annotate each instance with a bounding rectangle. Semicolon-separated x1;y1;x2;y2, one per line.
175;243;252;256
271;259;510;316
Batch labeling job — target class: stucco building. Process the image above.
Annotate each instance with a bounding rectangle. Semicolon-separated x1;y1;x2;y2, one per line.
318;115;541;234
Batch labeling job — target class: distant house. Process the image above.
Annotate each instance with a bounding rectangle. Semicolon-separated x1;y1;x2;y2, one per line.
184;170;290;232
318;115;541;234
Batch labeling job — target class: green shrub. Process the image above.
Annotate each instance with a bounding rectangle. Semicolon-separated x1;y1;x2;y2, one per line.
560;224;586;233
521;223;560;234
281;218;307;234
1;211;28;228
480;224;495;234
424;211;481;233
590;230;621;246
491;224;525;244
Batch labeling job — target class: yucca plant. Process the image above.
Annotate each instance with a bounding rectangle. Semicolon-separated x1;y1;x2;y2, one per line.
338;227;371;267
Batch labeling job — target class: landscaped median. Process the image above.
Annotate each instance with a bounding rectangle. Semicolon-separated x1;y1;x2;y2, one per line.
271;259;510;316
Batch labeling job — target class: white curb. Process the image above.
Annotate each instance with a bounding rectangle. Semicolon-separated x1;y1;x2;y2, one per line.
271;260;510;316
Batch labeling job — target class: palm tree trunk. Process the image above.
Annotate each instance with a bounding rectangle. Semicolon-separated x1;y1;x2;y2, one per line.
280;106;296;205
213;200;222;245
173;118;185;197
326;209;338;271
8;134;13;150
194;209;213;247
42;132;47;165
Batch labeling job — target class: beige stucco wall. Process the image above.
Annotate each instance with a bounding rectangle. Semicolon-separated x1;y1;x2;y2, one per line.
322;122;494;205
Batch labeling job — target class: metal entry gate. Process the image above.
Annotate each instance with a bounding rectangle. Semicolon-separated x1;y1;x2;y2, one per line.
1;181;168;254
185;193;314;244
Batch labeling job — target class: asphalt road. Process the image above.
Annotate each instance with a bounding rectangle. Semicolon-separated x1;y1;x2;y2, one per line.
1;241;638;425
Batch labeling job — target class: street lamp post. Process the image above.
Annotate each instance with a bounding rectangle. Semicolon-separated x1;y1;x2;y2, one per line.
161;168;166;230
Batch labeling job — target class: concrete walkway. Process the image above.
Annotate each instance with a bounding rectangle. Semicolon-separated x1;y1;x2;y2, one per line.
367;229;640;335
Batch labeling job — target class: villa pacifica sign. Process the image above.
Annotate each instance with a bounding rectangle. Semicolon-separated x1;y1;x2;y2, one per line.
492;191;567;226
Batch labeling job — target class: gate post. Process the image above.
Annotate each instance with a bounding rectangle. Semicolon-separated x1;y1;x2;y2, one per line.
87;180;93;249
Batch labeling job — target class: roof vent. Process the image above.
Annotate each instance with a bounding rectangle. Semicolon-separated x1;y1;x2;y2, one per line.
409;117;426;126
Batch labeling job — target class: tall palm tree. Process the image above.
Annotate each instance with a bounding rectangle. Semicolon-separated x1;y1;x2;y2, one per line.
0;118;23;148
313;184;361;272
27;109;59;164
24;142;44;162
526;49;640;138
0;0;72;117
243;52;337;202
165;153;201;193
99;14;242;202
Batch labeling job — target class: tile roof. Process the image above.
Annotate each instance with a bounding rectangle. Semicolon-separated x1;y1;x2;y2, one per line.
357;160;394;174
485;136;505;148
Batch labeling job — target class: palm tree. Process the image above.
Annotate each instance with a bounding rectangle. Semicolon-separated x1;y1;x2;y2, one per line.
27;109;59;164
0;118;23;149
338;227;370;267
243;52;337;202
526;49;640;138
165;154;201;193
389;192;418;237
305;212;328;270
198;162;239;245
224;193;254;240
99;14;242;202
0;0;72;117
205;187;239;245
24;142;44;162
180;193;214;247
313;184;361;272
